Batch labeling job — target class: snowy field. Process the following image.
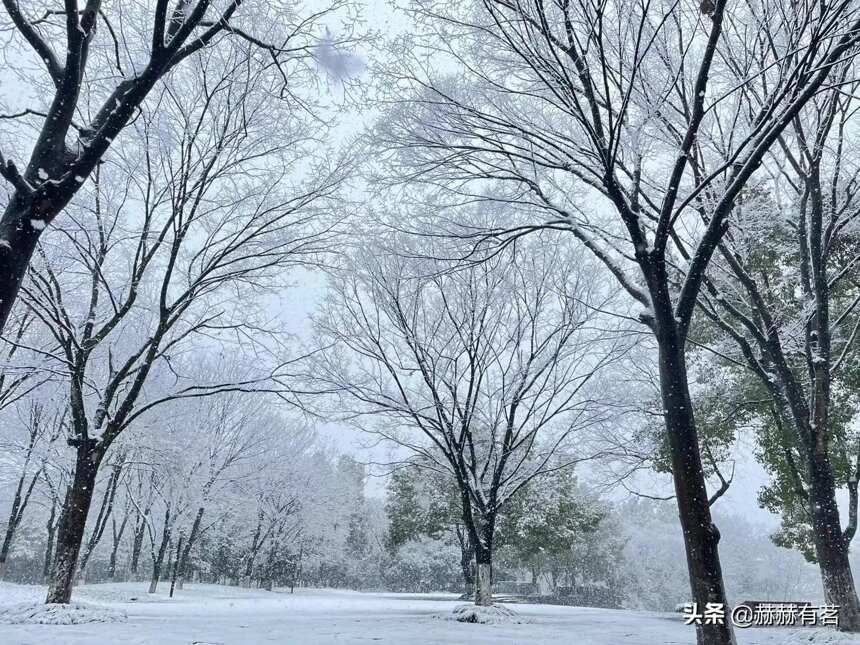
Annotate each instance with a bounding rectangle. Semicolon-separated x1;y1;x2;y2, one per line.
0;582;857;645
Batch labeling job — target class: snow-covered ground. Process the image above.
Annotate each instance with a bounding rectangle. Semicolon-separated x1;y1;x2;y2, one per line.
0;581;857;644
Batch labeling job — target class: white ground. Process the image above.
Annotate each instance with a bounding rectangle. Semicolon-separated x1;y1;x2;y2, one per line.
0;581;857;644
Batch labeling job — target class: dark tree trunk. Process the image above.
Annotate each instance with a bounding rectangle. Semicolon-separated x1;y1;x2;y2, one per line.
656;330;735;645
78;461;122;576
108;511;129;580
176;505;205;591
473;544;493;607
467;514;496;607
243;511;264;587
0;198;47;333
262;543;276;592
169;534;184;598
460;547;475;599
130;511;147;576
148;507;171;594
45;446;102;603
290;543;303;594
42;497;58;581
809;449;860;631
455;525;474;599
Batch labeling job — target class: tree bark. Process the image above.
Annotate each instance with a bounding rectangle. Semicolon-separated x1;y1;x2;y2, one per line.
474;546;493;607
0;198;47;333
456;526;475;599
148;507;171;594
45;446;102;604
42;497;57;582
169;534;184;598
809;449;860;631
290;543;303;594
130;511;147;576
656;331;735;645
176;505;205;591
460;548;475;599
78;461;122;576
108;510;129;580
243;511;264;587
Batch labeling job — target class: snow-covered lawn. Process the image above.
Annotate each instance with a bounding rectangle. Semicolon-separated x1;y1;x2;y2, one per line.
0;581;856;644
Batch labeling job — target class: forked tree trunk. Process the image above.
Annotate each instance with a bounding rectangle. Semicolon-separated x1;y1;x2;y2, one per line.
809;450;860;631
46;447;102;604
655;327;735;645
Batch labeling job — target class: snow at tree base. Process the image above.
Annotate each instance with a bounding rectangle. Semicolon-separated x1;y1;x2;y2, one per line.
2;1;860;645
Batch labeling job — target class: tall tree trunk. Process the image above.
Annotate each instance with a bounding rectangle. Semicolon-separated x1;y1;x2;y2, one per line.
290;543;303;594
243;511;264;587
469;515;496;607
262;540;278;592
176;505;205;591
474;544;493;607
809;449;860;631
45;446;102;604
130;511;147;576
148;507;171;594
455;525;474;599
108;511;129;580
169;534;183;598
656;331;735;645
78;461;122;576
42;497;58;582
805;214;860;634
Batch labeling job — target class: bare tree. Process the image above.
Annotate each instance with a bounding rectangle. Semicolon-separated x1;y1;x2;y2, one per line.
0;0;359;331
171;393;272;591
313;233;627;606
0;400;62;577
12;51;344;603
236;422;314;588
374;1;860;640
